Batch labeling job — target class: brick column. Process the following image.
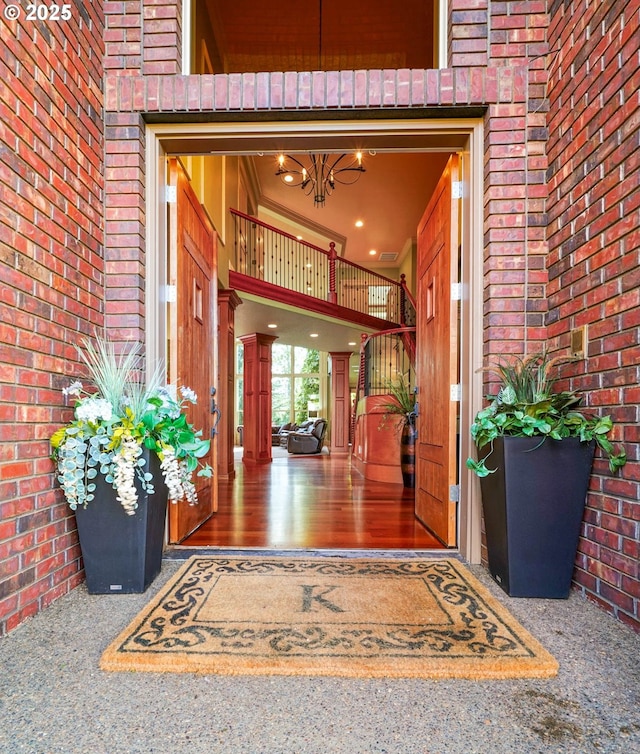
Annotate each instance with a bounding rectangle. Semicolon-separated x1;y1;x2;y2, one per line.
143;0;182;75
217;290;242;480
103;112;147;344
239;333;277;465
104;1;143;73
329;352;354;456
449;0;489;67
104;0;182;75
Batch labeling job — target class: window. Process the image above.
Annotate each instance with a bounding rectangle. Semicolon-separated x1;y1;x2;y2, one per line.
191;0;436;75
235;343;322;436
272;345;321;425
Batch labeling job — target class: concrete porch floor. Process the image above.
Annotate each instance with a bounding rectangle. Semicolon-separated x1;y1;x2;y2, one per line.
1;558;638;754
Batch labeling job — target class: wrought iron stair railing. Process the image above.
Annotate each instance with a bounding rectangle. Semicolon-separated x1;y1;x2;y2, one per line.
351;327;416;445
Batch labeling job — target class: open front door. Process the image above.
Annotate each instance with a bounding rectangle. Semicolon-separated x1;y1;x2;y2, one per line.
415;155;460;546
167;158;218;543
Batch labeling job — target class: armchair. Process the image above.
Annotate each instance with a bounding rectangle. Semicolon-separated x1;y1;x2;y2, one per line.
287;418;328;455
277;421;299;447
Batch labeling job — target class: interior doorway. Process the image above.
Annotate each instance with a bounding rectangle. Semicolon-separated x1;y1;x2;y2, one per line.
147;118;485;562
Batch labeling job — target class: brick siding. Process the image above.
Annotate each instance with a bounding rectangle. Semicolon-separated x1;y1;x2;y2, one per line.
104;0;181;75
0;8;105;635
450;0;489;67
104;112;147;341
0;0;638;635
546;0;640;630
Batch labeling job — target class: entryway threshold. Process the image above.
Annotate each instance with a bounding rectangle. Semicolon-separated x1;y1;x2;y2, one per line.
164;546;461;561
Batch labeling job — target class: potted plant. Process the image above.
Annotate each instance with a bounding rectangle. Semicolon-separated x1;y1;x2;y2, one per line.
380;375;418;487
51;336;212;594
466;352;626;598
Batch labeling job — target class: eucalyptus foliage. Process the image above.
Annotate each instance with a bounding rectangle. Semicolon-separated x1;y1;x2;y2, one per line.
466;353;627;478
51;336;212;515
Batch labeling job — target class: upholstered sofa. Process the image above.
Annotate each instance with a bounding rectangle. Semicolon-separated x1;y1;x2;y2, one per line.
286;418;328;455
276;421;298;446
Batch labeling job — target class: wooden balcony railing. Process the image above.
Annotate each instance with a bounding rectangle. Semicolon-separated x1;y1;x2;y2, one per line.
231;209;415;327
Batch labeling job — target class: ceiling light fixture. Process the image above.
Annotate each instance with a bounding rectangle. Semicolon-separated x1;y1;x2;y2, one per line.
267;323;278;329
355;220;364;228
276;152;366;208
310;333;319;338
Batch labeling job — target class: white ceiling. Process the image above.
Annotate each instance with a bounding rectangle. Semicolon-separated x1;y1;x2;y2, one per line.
234;294;374;355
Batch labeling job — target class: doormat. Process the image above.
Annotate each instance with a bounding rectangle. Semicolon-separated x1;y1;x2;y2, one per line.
100;557;558;679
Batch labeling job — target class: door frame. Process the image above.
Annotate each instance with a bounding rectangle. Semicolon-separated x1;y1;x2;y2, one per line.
145;118;485;563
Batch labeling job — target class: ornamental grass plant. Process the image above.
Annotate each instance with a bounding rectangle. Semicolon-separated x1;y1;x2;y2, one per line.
51;336;212;515
466;352;626;478
378;374;417;428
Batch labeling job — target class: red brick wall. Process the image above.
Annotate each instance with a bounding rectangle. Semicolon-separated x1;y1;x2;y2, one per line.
481;1;550;356
0;8;104;635
105;0;181;74
546;0;640;630
450;0;489;67
104;112;147;341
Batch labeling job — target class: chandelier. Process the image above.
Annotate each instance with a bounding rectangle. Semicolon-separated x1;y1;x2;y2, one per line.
275;152;366;207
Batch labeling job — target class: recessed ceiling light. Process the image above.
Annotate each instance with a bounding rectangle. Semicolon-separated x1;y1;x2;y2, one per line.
348;341;356;346
310;333;319;338
355;220;364;228
369;249;377;255
296;235;303;240
267;323;277;329
306;263;312;268
284;175;294;183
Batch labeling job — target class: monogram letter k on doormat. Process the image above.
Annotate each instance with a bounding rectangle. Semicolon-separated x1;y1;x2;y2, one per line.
100;557;559;679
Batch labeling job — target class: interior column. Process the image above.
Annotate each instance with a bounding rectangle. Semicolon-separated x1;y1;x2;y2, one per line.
239;332;277;465
329;351;353;456
217;290;242;480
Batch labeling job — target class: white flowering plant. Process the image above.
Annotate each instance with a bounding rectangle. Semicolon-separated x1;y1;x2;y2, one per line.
51;336;212;516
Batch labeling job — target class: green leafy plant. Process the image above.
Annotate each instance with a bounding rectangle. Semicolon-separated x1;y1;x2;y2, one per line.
466;353;626;477
378;374;417;428
51;336;212;515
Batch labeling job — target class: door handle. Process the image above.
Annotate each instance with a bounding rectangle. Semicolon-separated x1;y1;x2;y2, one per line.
210;386;221;438
211;408;221;438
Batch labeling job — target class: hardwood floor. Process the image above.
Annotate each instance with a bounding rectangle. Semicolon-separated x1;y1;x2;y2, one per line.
180;448;444;550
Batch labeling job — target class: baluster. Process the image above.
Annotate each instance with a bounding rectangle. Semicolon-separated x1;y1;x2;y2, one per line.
328;242;337;304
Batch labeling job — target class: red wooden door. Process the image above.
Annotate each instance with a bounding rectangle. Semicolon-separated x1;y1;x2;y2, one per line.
167;159;218;543
414;155;459;546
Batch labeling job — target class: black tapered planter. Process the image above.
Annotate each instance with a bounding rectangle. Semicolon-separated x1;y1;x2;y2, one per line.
479;436;595;598
401;422;417;488
74;449;168;594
